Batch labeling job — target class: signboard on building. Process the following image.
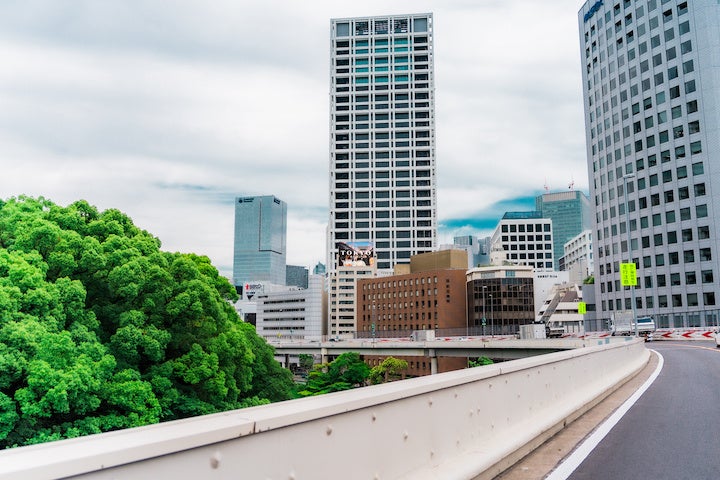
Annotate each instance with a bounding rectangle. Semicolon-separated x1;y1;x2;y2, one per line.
337;241;375;268
242;282;265;300
620;262;637;287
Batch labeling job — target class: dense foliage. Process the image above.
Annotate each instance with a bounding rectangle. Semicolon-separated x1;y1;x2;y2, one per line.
368;357;408;384
297;354;411;395
468;356;494;368
0;196;293;448
297;352;370;396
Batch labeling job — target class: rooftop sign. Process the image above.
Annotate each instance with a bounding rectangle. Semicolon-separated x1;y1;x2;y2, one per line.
583;0;604;23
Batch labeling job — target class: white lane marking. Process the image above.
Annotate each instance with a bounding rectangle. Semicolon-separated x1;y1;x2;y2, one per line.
545;350;665;480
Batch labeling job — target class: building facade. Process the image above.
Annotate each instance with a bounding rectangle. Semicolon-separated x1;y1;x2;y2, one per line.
232;195;287;292
357;269;467;335
491;212;554;270
357;250;468;377
327;266;375;337
356;250;469;336
535;190;592;270
466;266;536;336
328;13;437;272
578;0;720;328
561;229;594;284
255;275;324;342
286;265;309;289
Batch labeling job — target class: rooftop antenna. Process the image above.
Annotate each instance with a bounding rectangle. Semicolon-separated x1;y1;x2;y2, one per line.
544;178;549;192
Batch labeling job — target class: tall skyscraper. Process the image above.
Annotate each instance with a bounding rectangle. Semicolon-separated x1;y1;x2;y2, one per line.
232;195;287;290
328;13;437;272
536;191;592;270
578;0;719;327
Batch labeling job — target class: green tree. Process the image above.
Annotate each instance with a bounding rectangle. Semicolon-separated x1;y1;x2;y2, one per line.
368;357;408;384
468;356;494;367
0;196;294;448
297;352;370;396
298;354;315;372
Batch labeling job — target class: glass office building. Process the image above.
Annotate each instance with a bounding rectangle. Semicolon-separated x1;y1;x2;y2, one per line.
328;13;437;272
536;191;592;270
232;195;287;290
578;0;720;327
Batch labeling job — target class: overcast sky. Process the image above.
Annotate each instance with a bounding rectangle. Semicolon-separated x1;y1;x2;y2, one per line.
0;0;590;278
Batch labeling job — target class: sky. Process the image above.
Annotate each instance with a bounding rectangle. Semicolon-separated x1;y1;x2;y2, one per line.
0;0;590;279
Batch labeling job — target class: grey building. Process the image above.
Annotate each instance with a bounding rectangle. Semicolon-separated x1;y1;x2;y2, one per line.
328;13;437;272
536;191;592;270
286;265;309;289
232;196;287;292
578;0;720;328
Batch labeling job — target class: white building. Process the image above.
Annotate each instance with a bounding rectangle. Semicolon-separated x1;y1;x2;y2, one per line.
533;271;571;318
561;229;594;284
328;266;375;337
579;0;720;328
491;212;554;271
328;14;437;272
255;275;324;342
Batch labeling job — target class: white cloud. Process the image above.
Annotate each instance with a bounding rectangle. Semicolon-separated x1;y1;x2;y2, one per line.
0;0;591;278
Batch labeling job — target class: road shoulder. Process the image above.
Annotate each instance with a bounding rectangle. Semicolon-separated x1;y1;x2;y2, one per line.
495;348;659;480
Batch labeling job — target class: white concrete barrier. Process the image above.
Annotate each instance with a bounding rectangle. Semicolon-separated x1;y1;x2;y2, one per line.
0;338;649;480
652;328;718;340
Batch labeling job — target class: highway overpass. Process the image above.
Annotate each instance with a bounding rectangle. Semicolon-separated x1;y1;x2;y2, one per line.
0;337;648;479
271;337;588;374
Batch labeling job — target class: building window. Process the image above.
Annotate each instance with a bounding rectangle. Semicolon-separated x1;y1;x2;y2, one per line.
704;292;716;306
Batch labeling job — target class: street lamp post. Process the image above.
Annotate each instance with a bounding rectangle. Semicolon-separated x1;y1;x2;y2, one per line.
482;285;487;337
489;293;494;338
623;173;639;337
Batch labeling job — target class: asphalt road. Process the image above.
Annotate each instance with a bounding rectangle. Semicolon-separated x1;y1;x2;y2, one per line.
568;341;720;480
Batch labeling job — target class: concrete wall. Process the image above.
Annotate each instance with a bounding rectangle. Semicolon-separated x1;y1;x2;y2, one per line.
0;339;649;480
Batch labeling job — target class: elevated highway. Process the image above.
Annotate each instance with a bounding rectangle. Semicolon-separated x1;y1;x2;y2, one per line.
0;337;648;480
272;337;589;373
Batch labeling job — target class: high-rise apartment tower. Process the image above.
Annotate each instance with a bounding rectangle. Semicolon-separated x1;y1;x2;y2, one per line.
328;13;437;272
578;0;720;327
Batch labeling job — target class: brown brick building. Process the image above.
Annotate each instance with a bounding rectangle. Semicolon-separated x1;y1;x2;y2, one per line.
356;250;469;376
357;264;468;334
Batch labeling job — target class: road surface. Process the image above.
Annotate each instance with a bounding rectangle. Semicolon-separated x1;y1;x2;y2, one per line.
567;341;720;479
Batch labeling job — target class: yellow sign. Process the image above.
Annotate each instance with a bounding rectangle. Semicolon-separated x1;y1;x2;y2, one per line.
620;262;637;286
578;302;587;314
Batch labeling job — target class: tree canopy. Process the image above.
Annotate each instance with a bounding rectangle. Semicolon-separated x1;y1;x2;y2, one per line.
368;357;408;385
0;196;293;448
297;352;370;396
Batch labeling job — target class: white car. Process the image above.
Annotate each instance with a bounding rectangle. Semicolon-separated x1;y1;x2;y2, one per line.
715;330;720;348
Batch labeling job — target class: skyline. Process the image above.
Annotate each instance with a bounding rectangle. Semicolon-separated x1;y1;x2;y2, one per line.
0;1;589;278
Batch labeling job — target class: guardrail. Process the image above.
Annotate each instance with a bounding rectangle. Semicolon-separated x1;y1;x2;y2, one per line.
0;338;649;480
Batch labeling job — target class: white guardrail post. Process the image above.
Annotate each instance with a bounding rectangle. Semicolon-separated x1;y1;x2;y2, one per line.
0;338;649;480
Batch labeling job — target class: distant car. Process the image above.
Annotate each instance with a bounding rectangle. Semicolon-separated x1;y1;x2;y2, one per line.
715;330;720;348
